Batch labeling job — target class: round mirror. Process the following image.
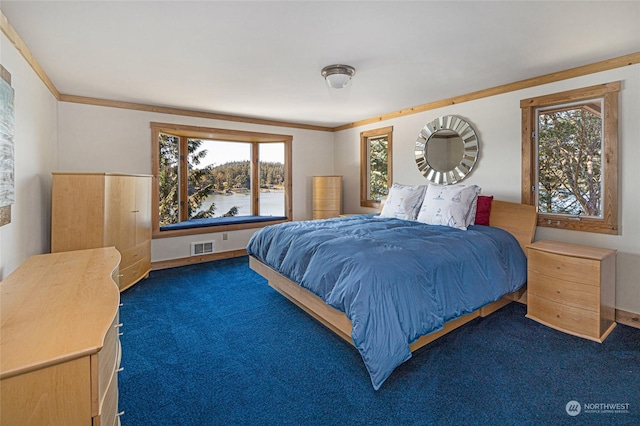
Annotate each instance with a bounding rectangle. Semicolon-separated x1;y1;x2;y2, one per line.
415;115;479;184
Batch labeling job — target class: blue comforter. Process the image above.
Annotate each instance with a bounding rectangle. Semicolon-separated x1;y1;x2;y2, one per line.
246;215;527;390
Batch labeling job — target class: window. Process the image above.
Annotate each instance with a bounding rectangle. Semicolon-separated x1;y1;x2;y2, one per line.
151;122;292;238
360;126;393;208
521;82;619;234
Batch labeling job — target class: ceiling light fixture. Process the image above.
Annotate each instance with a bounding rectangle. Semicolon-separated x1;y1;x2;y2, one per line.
321;64;356;89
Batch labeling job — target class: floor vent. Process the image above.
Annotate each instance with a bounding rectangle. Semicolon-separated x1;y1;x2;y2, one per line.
191;241;214;256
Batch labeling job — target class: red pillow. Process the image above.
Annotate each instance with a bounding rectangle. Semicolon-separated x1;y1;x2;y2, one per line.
475;195;493;226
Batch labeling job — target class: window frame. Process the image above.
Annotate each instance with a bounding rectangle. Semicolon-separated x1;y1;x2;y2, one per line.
520;82;619;235
151;122;292;239
360;126;393;208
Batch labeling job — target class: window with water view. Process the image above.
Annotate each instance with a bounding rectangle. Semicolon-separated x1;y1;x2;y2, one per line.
152;123;292;236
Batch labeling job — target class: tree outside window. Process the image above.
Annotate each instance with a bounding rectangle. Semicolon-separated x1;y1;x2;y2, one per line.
521;82;619;234
361;127;393;208
537;102;602;217
158;136;243;227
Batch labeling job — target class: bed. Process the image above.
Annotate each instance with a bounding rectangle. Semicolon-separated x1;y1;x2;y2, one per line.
247;196;536;390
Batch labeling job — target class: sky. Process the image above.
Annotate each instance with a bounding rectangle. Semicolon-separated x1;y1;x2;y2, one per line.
195;141;284;168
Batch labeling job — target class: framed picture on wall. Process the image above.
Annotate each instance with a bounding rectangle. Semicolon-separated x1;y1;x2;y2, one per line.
0;64;15;227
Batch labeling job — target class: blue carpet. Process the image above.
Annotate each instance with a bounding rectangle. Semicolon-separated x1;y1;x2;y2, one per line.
119;257;640;425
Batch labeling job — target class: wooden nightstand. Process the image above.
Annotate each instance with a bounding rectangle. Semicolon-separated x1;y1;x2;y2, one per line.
526;240;616;343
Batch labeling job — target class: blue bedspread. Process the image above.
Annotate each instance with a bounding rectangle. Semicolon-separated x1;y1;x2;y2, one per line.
246;215;527;390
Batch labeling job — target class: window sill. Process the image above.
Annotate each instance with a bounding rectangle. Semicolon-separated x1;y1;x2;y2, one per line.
537;215;618;235
153;215;288;239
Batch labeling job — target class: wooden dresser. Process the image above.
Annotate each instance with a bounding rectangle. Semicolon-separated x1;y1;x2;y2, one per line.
0;248;123;425
312;175;342;219
52;172;152;291
526;240;616;342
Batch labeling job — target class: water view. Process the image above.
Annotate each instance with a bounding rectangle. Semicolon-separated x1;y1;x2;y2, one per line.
198;191;284;217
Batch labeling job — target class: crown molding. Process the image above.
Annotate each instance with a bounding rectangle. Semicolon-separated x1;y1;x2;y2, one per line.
0;11;60;99
332;52;640;132
58;94;334;132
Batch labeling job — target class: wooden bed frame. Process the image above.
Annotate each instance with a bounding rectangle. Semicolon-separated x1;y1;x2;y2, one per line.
249;200;537;353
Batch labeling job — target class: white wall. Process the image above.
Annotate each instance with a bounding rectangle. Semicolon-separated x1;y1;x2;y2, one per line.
0;32;58;279
56;103;335;262
334;65;640;314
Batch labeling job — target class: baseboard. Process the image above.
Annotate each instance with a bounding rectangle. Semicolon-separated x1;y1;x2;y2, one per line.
616;308;640;330
151;249;247;271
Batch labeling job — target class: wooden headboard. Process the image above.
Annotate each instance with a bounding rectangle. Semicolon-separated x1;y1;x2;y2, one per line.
489;200;537;255
380;196;536;254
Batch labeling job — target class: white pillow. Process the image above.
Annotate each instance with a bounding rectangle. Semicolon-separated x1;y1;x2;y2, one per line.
466;193;480;227
378;183;427;220
417;184;481;230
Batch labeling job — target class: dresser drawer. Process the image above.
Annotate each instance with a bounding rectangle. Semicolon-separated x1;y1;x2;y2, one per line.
313;185;341;200
313;177;341;199
527;293;600;338
528;250;600;286
119;257;151;289
93;312;121;417
111;266;120;288
527;271;599;311
313;198;341;211
94;371;119;426
313;210;341;219
119;241;149;269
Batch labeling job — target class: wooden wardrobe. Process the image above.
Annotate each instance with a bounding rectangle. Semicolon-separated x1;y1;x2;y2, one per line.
51;172;152;291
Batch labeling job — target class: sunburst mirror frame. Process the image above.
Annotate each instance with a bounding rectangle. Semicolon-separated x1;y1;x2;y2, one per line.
414;115;479;184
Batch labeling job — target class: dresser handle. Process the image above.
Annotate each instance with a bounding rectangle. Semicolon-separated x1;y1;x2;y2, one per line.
119;302;124;307
115;323;123;328
556;290;561;294
118;274;124;278
119;332;124;337
117;367;124;373
117;411;125;417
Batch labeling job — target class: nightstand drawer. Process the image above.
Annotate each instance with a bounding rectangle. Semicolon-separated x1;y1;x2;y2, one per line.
527;294;600;338
528;250;599;286
527;271;599;311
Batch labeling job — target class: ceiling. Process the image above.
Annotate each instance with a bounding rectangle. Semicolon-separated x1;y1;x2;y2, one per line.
2;1;639;128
